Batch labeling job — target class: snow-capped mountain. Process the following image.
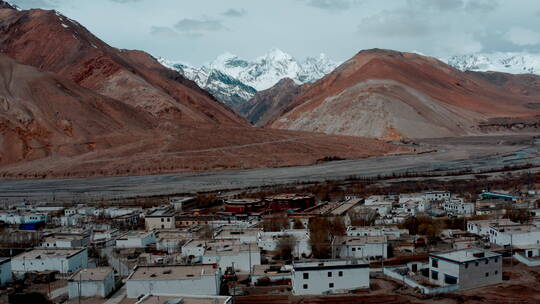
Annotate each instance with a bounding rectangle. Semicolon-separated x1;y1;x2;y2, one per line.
159;59;257;107
447;52;540;75
159;48;339;108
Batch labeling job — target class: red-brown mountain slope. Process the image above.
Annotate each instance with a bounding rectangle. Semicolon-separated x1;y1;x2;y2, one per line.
235;78;310;126
0;53;153;165
269;49;540;139
0;5;245;126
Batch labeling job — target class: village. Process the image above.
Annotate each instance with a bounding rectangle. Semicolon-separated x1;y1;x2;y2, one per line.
0;187;539;304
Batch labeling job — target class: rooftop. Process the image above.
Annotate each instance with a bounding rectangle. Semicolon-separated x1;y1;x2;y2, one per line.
128;265;218;281
132;295;231;304
14;248;85;260
252;264;291;276
340;235;387;245
68;267;113;281
293;258;368;269
431;248;501;263
147;208;175;217
215;228;261;238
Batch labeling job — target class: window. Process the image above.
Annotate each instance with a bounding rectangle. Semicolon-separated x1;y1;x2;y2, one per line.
303;284;308;289
494;258;498;263
338;271;343;277
431;270;438;280
167;218;171;222
328;272;332;277
161;218;164;222
303;273;309;280
352;248;356;252
432;259;438;268
329;283;334;288
485;260;489;265
495;271;499;275
475;262;479;267
465;263;468;269
485;272;489;277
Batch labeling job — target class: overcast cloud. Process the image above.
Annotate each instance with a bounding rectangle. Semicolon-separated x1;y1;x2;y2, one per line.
7;0;540;64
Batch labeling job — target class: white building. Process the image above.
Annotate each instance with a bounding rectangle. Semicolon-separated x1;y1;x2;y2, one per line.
346;226;408;239
12;248;88;278
429;248;502;290
258;229;311;257
0;258;12;286
424;191;451;202
126;265;221;298
68;267;115;299
292;259;369;295
115;231;156;248
214;228;261;244
145;207;175;230
0;211;48;225
335;236;388;259
251;264;292;285
41;234;90;248
202;243;261;272
181;239;238;258
467;219;518;237
443;201;475;216
488;225;540;247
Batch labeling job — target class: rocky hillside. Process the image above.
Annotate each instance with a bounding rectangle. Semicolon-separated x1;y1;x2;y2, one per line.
0;4;246;126
269;49;540;139
235;78;310;126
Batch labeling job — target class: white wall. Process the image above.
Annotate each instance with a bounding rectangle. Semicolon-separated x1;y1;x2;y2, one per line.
68;272;115;298
0;261;12;286
126;275;220;298
202;250;261;272
292;266;369;295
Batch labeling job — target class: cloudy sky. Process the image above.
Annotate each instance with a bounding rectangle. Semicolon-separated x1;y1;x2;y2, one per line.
8;0;540;65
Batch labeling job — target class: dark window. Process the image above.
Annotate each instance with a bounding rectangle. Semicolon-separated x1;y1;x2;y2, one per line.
303;284;308;289
329;283;334;288
485;272;489;277
432;259;438;268
303;273;309;280
475;262;479;267
338;271;343;277
485;260;489;265
431;270;438;280
328;272;332;277
495;271;499;275
161;218;164;222
494;258;498;263
465;263;468;269
167;218;171;222
352;248;356;251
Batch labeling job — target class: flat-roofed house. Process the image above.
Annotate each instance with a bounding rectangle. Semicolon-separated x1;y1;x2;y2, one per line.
12;248;88;278
291;259;369;295
126;265;221;298
68;267;115;299
429;248;502;290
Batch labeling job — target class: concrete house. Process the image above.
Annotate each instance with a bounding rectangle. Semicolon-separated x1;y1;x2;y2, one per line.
0;258;12;286
429;248;502;290
467;219;518;237
258;229;311;257
115;231;156;248
335;236;388;259
443;201;475;216
145;208;176;230
213;228;261;244
126;265;221;298
12;248;88;278
201;243;261;272
291;259;369;295
68;267;115;299
488;225;540;246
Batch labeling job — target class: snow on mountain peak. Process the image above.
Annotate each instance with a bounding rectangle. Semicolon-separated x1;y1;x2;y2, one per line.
447;52;540;75
159;49;339;108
